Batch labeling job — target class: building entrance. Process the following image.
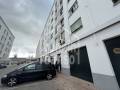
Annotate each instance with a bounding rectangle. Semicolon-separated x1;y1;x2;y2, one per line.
104;36;120;87
69;46;93;82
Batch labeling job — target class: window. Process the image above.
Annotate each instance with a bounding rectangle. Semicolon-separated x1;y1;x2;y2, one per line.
1;44;4;49
60;0;63;5
60;18;64;27
70;18;83;33
69;0;78;17
25;64;36;70
4;37;6;41
60;31;65;45
112;0;120;5
51;33;53;39
68;0;70;3
36;64;42;70
5;47;8;52
52;11;53;16
42;64;51;70
4;29;6;34
60;7;63;16
1;35;4;41
55;26;57;34
0;25;1;30
51;18;53;23
9;37;12;41
0;50;2;55
55;38;57;45
55;2;57;13
55;2;57;7
3;53;6;58
7;42;9;46
55;16;57;21
55;9;57;14
6;32;8;36
51;26;53;30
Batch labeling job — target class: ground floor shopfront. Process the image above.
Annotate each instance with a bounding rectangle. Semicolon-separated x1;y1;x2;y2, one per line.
39;22;120;90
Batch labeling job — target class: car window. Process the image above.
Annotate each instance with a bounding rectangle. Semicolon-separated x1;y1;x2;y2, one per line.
35;64;51;70
24;64;36;71
42;64;51;70
36;64;43;70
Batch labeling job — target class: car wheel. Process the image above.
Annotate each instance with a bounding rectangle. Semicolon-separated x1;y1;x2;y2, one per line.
7;77;17;87
46;74;53;80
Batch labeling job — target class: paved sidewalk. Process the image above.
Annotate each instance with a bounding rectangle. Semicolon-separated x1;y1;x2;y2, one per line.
55;74;97;90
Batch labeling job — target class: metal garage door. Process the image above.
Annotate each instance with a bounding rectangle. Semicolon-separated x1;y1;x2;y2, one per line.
104;36;120;87
69;46;93;83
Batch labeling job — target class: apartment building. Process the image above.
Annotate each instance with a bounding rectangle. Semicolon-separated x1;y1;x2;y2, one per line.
0;16;15;59
36;0;120;90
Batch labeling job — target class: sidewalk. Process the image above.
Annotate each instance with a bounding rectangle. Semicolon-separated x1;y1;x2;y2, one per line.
55;73;97;90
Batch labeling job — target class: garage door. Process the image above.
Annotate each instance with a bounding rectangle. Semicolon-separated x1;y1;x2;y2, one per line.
69;46;93;83
104;36;120;87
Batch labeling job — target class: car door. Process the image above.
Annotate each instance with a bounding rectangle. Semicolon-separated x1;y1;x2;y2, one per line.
19;63;37;81
35;64;47;79
35;64;52;79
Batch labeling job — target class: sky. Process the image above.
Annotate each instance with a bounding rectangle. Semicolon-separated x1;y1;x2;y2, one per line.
0;0;54;58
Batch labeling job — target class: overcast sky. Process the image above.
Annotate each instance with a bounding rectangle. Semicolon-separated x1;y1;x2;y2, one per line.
0;0;54;58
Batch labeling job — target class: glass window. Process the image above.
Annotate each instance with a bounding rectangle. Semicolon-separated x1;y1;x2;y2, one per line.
60;0;63;5
42;64;50;70
36;64;42;70
4;29;6;34
70;18;83;33
55;26;57;34
1;35;4;41
3;53;6;58
51;18;53;23
0;25;1;30
60;31;65;45
51;26;53;30
69;0;78;17
68;0;70;3
51;33;53;39
25;64;36;70
61;18;64;27
60;7;63;16
0;50;2;55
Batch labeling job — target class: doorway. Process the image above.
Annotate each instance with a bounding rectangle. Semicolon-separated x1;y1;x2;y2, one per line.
104;36;120;87
69;46;93;83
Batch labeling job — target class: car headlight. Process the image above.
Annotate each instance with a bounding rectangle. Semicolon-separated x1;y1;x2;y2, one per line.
3;75;7;78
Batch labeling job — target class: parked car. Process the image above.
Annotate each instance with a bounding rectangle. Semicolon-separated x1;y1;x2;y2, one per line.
0;64;7;69
1;62;56;87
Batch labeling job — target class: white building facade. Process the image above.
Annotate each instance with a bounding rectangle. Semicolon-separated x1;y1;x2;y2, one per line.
36;0;120;90
0;16;15;59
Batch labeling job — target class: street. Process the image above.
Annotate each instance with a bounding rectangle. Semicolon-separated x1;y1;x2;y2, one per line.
0;66;97;90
